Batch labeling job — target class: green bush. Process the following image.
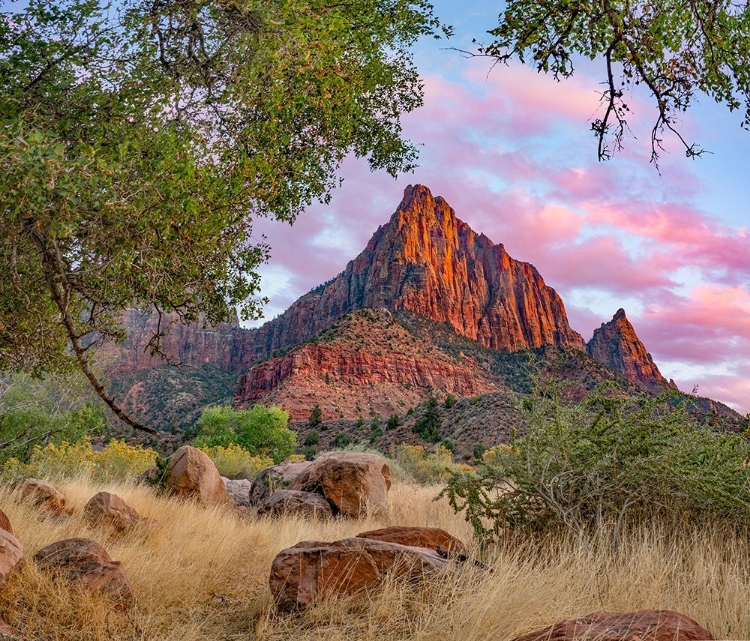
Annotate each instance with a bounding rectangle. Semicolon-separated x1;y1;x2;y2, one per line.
444;393;456;409
412;396;441;442
308;404;323;428
199;444;273;480
193;405;296;464
395;444;472;485
303;431;320;447
442;380;750;543
333;432;351;448
387;414;400;430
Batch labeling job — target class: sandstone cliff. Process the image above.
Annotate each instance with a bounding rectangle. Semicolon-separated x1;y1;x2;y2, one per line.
234;309;499;420
586;309;675;393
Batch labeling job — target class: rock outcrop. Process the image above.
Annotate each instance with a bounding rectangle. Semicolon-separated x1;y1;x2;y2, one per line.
164;446;228;506
222;478;253;508
34;538;133;608
290;452;391;518
250;461;312;506
269;537;449;611
257;490;333;519
0;510;13;536
0;529;23;589
587;309;675;393
511;610;714;641
356;526;467;556
83;492;141;532
12;479;67;514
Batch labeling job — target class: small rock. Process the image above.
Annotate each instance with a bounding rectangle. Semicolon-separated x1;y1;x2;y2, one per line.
165;446;228;506
511;610;715;641
222;477;253;508
269;537;448;611
258;490;333;519
356;526;467;555
11;479;67;514
0;529;23;589
0;618;22;639
290;452;391;518
34;538;133;608
83;492;140;532
250;461;312;505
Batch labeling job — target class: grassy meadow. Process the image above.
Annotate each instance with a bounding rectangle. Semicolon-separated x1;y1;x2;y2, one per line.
0;476;747;640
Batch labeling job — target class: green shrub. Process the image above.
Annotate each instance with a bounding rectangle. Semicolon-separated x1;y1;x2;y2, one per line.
395;444;472;485
199;444;273;479
193;405;296;464
333;432;351;448
387;414;400;430
355;417;365;429
440;438;454;451
444;393;456;409
472;443;487;463
412;396;441;442
369;427;383;444
308;404;323;428
442;380;750;543
303;431;320;447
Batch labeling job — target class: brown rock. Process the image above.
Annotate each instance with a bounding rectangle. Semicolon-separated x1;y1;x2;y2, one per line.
165;446;228;506
83;492;140;532
250;461;312;506
0;509;13;536
269;537;449;611
0;529;23;589
290;452;391;518
221;477;253;508
12;479;67;514
511;610;714;641
587;309;676;394
0;618;21;639
258;490;333;519
34;538;133;608
356;526;467;555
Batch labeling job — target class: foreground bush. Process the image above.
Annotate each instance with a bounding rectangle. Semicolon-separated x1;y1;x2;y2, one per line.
395;444;472;485
199;444;273;480
1;438;156;482
442;380;750;542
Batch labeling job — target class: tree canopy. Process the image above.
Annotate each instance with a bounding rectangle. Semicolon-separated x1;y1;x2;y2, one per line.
0;0;447;432
476;0;750;167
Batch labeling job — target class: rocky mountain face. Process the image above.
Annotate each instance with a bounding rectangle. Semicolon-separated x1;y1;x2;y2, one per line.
234;309;498;421
106;184;679;428
586;309;675;394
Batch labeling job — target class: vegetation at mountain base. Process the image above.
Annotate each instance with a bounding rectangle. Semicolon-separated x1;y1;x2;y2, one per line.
197;444;273;480
477;0;750;166
0;0;448;432
308;404;323;429
192;405;296;464
442;378;750;545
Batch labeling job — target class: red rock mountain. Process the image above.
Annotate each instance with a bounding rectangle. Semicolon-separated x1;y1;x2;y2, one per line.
106;184;672;417
586;309;675;393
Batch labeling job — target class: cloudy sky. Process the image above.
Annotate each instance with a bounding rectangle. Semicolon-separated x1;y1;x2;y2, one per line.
249;1;750;414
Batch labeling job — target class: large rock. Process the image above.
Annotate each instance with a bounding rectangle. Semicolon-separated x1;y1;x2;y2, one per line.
511;610;714;641
12;479;67;514
250;461;311;506
290;452;391;518
356;526;467;556
83;492;140;532
0;509;13;536
165;446;228;506
34;538;133;608
258;490;333;519
269;537;448;611
0;529;23;589
221;477;253;508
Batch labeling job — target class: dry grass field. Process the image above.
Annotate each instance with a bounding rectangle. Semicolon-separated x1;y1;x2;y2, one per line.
0;477;747;640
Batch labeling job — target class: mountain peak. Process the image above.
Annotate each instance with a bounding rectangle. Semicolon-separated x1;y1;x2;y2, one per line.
587;310;674;393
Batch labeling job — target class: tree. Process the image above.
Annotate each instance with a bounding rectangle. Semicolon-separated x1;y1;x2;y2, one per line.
193;405;296;463
308;404;323;429
475;0;750;167
0;0;448;434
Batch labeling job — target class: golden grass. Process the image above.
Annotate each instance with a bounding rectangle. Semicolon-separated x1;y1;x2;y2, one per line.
0;477;747;640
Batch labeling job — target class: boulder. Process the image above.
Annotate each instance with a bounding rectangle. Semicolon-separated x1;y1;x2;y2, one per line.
269;537;448;611
258;490;333;519
221;477;253;508
250;461;312;505
356;526;467;556
511;610;715;641
34;538;133;608
289;452;391;518
83;492;140;532
11;479;67;514
0;509;13;536
164;446;228;506
0;529;23;589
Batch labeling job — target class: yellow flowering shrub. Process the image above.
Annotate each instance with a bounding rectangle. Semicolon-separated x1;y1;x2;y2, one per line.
395;444;473;485
482;444;514;466
285;454;307;463
0;438;157;482
199;444;273;480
